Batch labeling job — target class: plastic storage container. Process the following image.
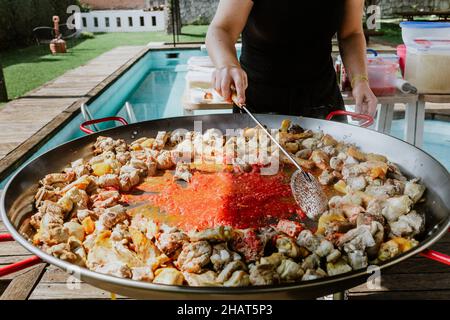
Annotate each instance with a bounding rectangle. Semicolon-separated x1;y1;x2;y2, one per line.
400;21;450;47
405;46;450;94
367;53;399;96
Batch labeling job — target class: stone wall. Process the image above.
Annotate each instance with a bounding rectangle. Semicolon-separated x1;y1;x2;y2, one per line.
379;0;450;17
178;0;220;25
80;0;147;10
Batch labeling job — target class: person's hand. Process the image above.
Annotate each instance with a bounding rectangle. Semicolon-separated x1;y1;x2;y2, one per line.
352;80;378;117
212;65;248;105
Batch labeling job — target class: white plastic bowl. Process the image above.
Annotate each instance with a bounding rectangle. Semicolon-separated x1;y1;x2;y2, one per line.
400;21;450;47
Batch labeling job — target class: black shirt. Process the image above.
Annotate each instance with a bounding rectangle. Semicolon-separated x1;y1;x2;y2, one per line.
238;0;346;116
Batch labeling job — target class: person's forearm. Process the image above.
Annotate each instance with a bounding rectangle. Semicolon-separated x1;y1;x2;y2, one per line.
339;32;368;82
206;26;240;69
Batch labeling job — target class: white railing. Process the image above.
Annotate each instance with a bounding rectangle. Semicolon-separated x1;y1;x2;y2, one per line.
74;10;166;33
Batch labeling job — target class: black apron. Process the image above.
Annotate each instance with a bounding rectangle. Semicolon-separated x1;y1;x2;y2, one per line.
237;0;345;119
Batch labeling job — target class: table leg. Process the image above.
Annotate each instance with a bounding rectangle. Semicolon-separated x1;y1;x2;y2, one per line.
404;102;417;144
375;104;387;133
414;99;426;148
384;104;395;134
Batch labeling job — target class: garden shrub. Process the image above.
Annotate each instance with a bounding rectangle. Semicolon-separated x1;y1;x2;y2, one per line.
0;0;80;50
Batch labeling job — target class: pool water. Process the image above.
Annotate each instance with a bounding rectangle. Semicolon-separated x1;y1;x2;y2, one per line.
0;49;448;187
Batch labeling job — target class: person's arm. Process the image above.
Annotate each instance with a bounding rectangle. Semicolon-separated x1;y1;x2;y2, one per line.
338;0;377;116
206;0;253;104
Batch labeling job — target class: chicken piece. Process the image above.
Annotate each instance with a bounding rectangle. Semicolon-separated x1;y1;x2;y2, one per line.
301;138;318;150
317;211;347;235
155;230;189;257
41;172;75;188
404;179;426;203
189;226;233;242
94;136;127;154
315;239;334;258
65;159;90;178
131;266;154;282
356;212;385;227
302;268;327;281
76;209;97;223
97;174;120;189
216;260;247;283
346;250;368;270
64;221;84;242
128;227;170;271
173;162;193;183
275;219;304;238
346;176;367;191
259;253;285;267
276;259;304;282
276;235;301;258
64;187;89;210
346;146;366;162
230;229;265;262
30;200;62;230
96;205;127;231
326;259;352;276
210;243;241;271
295;148;312;160
326;249;342;263
381;195;413;222
366;199;383;215
318;170;336;186
176;241;212;273
341;164;366;179
389;211;424;238
92;190;121;209
35;186;59;208
119;165;141;192
329;156;344;171
156;150;174;170
296;230;320;252
337;224;376;252
61;175;93;193
36;210;69;245
301;253;320;270
183;271;219;286
321;134;338;147
152;131;169;150
285;142;299;154
153;268;184;285
110;223;131;242
249;264;280;286
310;150;329;170
223;270;251;287
116;151;131;165
46;242;78;263
365;184;399;199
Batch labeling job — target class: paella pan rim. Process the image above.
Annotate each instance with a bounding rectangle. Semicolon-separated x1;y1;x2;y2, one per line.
1;113;449;297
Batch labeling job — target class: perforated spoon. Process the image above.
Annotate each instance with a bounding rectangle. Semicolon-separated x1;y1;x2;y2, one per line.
232;96;328;220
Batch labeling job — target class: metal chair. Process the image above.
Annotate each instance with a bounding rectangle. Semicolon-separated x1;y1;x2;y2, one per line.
32;26;54;45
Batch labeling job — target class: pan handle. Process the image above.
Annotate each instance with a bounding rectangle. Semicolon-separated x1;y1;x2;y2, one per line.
80;116;128;134
0;233;43;277
420;249;450;266
326;110;374;128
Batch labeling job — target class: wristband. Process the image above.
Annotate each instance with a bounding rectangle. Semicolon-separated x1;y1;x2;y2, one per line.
351;74;369;88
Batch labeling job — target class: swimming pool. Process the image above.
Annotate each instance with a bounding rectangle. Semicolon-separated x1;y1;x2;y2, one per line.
0;48;448;187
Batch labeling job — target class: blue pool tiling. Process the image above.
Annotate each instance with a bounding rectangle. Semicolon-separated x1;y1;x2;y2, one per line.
0;49;449;188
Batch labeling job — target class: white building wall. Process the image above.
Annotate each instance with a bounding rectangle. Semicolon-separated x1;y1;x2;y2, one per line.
75;10;165;32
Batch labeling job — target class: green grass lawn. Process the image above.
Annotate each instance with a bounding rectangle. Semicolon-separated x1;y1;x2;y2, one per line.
0;25;208;100
372;22;403;45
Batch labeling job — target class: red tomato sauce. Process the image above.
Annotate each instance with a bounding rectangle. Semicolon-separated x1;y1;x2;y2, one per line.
142;171;304;231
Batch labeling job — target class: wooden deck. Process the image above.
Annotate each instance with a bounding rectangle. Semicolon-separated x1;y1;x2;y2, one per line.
1;214;448;300
0;46;147;180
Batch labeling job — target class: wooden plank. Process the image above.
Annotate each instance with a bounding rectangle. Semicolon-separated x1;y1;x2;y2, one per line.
350;273;450;292
29;282;128;300
0;263;46;300
349;290;450;300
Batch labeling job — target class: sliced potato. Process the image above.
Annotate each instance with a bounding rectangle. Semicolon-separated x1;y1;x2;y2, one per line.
92;162;112;176
347;146;366;162
334;180;347;194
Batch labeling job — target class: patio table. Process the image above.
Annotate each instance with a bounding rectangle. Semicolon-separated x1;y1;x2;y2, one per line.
183;90;421;145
